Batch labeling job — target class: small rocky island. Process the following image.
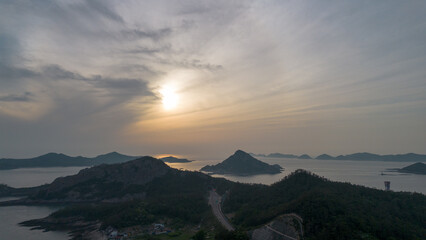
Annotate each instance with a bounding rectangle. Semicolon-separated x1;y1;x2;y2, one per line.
160;156;191;163
398;162;426;175
201;150;283;175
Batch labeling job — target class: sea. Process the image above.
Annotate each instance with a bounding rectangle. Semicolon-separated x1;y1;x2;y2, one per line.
0;158;424;239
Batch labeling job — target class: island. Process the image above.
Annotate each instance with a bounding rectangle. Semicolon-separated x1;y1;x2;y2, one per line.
160;156;192;163
251;152;426;162
316;154;336;160
0;152;139;170
200;150;283;175
397;162;426;175
266;153;298;158
315;152;426;162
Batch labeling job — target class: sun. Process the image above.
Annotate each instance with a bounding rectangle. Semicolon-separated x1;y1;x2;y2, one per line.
160;86;179;110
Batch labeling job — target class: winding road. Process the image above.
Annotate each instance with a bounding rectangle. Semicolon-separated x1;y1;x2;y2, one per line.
208;190;304;239
208;190;235;231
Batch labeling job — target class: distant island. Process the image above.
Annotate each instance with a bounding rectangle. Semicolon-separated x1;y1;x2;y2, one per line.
253;152;426;162
251;153;312;159
265;153;298;158
317;152;426;162
397;162;426;175
316;154;335;160
201;150;283;175
298;154;312;159
0;152;139;170
160;156;192;163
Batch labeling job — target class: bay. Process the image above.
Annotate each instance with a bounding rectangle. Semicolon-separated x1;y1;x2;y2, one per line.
0;167;85;240
0;197;69;240
0;167;86;188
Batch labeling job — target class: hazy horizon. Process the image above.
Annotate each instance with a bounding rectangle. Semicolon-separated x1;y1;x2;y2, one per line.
1;1;426;158
2;149;426;162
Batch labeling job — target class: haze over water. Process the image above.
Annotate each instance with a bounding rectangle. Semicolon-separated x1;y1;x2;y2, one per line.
169;157;426;194
1;158;423;193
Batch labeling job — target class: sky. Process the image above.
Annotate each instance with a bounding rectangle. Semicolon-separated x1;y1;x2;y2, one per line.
1;0;425;159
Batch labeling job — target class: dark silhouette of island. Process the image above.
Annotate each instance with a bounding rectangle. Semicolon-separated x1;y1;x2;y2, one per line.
317;152;426;162
397;162;426;175
266;153;298;158
253;152;426;162
0;152;139;170
297;154;312;159
200;150;283;175
160;156;191;163
316;154;336;160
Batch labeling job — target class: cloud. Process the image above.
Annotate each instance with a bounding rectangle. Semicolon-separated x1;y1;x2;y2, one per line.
89;75;151;96
121;28;172;41
0;92;33;102
42;65;83;80
0;64;39;81
40;64;152;95
178;59;223;71
1;0;426;157
124;47;163;55
84;0;124;23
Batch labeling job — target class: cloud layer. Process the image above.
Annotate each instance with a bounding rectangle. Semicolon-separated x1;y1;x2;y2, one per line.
1;1;426;158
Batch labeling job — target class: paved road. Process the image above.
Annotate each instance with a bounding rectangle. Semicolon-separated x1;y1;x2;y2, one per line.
264;213;304;240
208;190;235;231
265;225;298;240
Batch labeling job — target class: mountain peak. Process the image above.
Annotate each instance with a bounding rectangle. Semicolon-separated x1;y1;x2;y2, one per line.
201;150;283;175
234;149;250;156
96;151;123;157
37;153;70;159
40;152;66;157
42;156;171;198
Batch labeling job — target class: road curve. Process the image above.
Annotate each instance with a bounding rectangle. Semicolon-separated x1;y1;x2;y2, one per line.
208;190;235;231
265;225;298;240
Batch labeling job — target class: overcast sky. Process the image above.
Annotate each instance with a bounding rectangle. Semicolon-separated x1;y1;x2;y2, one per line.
1;0;425;159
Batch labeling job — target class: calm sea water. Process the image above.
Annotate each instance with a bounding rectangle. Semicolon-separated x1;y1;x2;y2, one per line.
0;167;85;240
0;159;424;239
0;197;69;240
0;166;86;188
167;157;426;194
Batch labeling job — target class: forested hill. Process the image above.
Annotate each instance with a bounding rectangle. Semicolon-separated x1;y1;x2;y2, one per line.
0;152;139;170
223;170;426;239
6;156;230;204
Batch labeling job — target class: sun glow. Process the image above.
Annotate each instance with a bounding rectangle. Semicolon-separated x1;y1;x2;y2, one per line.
160;86;179;110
